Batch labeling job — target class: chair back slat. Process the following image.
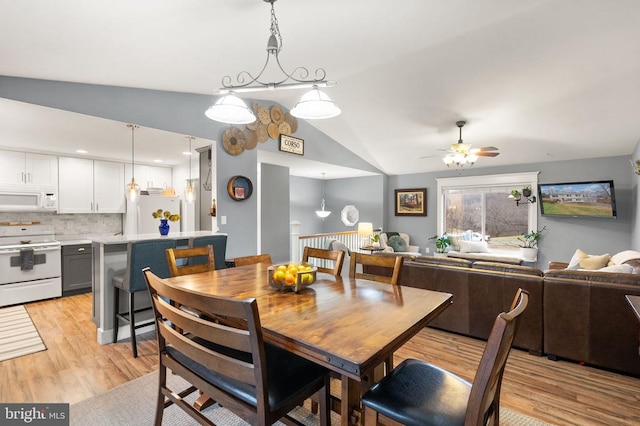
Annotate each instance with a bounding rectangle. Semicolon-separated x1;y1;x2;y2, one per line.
302;246;345;275
234;254;272;267
465;289;529;425
349;252;403;285
166;246;215;277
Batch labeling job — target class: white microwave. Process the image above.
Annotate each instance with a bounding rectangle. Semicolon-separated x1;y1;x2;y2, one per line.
0;186;58;212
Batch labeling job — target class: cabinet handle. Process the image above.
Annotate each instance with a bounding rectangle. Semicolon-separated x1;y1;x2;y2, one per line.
20;172;25;183
27;172;31;183
77;248;85;252
90;202;93;212
96;203;99;212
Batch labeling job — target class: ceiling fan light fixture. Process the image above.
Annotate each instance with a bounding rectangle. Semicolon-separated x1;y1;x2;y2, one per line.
205;93;256;124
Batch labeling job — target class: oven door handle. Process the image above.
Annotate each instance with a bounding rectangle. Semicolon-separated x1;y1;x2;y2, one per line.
1;246;61;255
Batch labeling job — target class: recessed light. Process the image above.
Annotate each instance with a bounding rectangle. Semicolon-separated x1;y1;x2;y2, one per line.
182;151;192;156
76;149;88;154
153;159;163;163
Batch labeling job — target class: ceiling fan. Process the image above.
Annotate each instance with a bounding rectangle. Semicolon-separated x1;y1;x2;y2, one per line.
423;121;500;167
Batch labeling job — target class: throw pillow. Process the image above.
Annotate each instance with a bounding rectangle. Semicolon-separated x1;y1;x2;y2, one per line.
579;253;611;270
597;264;634;274
458;240;489;254
387;235;407;252
610;250;640;265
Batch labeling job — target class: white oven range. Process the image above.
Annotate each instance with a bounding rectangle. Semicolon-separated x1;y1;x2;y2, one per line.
0;224;61;307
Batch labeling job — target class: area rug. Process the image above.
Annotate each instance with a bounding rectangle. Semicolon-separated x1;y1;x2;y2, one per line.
0;305;47;362
70;371;552;425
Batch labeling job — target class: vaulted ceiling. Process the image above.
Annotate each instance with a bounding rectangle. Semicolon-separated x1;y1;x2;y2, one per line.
1;0;639;178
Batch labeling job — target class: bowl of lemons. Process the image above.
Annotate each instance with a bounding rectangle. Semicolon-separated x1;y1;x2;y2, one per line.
268;262;317;293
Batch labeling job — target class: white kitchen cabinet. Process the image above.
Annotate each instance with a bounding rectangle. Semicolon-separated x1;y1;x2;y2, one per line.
58;157;125;213
0;150;58;186
124;164;172;190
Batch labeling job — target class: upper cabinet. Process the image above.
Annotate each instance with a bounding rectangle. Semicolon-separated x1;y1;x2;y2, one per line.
58;157;125;214
0;150;58;187
124;164;172;190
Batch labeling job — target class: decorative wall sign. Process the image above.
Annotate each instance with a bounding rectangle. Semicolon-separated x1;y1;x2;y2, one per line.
279;134;304;156
395;188;427;216
227;175;253;201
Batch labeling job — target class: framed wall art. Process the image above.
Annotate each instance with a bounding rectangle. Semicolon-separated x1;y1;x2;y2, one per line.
394;188;427;216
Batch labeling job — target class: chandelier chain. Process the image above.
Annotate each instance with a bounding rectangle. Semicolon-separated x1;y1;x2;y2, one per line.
269;2;282;54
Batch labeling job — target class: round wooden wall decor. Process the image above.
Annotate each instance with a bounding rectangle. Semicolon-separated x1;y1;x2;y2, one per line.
227;175;253;201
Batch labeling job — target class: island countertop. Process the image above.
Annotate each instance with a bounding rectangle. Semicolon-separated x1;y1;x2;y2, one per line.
91;230;226;245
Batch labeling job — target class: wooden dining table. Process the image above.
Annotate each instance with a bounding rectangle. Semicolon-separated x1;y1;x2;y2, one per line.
163;263;453;426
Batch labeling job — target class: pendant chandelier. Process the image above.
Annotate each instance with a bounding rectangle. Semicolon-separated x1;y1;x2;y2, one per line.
125;124;141;203
205;0;340;124
184;136;196;203
315;172;331;219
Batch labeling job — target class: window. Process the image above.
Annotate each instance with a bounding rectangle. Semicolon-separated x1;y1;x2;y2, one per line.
437;172;539;247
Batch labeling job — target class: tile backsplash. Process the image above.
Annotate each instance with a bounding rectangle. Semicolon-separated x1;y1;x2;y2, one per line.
0;212;122;236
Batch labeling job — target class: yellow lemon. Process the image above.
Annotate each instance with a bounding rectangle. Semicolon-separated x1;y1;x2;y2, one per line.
301;273;313;285
273;270;285;283
277;265;287;272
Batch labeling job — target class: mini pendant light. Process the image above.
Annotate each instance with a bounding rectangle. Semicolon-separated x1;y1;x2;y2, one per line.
125;124;141;203
315;172;331;219
184;136;196;203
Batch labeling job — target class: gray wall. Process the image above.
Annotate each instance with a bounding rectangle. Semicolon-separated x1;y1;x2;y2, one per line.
261;163;290;263
388;155;635;269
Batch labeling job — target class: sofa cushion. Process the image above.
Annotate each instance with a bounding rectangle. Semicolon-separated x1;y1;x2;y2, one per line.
412;256;473;268
610;250;640;265
387;235;407;252
568;249;610;270
579;254;611;270
458;240;489;253
596;264;634;274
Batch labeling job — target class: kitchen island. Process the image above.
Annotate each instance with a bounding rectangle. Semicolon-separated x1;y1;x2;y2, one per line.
91;231;226;344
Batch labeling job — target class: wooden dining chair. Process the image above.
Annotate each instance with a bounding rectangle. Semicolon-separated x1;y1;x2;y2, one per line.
302;246;345;275
234;253;272;267
349;252;404;285
142;268;331;426
165;245;215;277
362;289;529;426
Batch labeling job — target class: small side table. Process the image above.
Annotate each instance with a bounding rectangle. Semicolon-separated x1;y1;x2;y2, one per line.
360;246;384;254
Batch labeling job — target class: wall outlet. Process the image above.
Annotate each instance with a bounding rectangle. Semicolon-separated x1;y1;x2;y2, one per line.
425;247;429;254
221;215;227;225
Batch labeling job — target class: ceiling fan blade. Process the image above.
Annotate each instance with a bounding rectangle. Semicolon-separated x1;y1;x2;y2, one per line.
420;154;441;159
470;146;499;153
475;151;500;157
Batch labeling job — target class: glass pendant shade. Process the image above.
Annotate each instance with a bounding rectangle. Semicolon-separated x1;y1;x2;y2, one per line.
184;180;196;203
126;178;141;203
315;198;331;218
205;93;256;124
291;86;341;119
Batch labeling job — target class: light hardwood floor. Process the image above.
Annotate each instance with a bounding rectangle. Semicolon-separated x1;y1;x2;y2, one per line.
2;293;639;425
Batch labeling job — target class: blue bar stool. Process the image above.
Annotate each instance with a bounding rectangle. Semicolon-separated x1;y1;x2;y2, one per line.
112;239;177;357
189;235;227;270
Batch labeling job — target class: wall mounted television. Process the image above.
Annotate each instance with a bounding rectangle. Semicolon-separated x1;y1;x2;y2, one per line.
538;180;617;218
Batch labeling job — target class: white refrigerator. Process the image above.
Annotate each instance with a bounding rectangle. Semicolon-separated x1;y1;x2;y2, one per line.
125;194;182;235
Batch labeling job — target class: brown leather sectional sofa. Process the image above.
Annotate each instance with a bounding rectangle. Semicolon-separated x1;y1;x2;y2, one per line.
543;261;640;376
368;253;640;376
397;256;544;355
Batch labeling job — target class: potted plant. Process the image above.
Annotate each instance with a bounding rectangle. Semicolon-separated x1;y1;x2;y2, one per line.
510;189;522;201
522;186;532;198
518;226;546;261
371;233;381;248
429;235;450;256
